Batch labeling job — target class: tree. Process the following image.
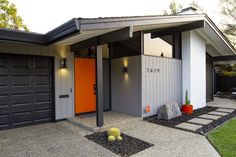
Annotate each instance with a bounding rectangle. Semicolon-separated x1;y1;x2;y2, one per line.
163;0;203;15
0;0;29;31
163;0;183;15
189;1;204;13
220;0;236;47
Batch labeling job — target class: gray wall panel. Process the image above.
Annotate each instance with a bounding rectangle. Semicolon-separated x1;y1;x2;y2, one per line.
142;55;182;117
103;59;110;110
111;56;142;117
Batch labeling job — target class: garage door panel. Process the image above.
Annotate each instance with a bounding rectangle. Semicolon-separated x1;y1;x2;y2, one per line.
35;58;51;69
0;57;7;67
0;54;54;130
33;92;51;103
0;124;9;130
0;115;8;125
34;76;51;85
11;76;31;86
35;110;51;118
8;88;31;94
35;118;51;123
0;95;8;105
32;87;52;93
11;57;31;68
34;102;52;110
11;104;32;114
12;121;33;128
10;69;31;76
0;108;10;115
0;76;8;87
0;68;8;75
33;70;51;76
11;94;31;105
12;112;32;123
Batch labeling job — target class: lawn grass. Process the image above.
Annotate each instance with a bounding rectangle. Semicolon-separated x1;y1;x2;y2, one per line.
207;118;236;157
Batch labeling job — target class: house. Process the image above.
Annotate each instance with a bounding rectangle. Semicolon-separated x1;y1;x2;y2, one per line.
0;7;235;129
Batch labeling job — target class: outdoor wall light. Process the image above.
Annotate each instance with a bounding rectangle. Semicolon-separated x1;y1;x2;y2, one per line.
60;58;67;69
123;66;128;73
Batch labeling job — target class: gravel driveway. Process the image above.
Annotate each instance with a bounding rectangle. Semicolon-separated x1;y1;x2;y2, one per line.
0;120;220;157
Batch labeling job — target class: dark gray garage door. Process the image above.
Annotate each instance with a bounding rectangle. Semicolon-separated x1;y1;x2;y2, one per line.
0;54;54;130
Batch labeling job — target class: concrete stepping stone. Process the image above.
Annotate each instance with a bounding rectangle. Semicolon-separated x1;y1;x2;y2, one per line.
188;118;213;125
199;114;221;120
216;108;235;113
208;111;228;116
175;122;202;131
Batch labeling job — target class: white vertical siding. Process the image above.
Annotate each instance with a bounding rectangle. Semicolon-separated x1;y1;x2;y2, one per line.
0;41;75;120
142;55;182;117
182;31;206;109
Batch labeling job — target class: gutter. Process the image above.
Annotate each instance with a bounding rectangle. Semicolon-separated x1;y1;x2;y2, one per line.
0;18;81;45
45;18;81;45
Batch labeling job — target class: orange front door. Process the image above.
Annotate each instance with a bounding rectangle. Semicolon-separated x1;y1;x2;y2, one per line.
75;58;96;114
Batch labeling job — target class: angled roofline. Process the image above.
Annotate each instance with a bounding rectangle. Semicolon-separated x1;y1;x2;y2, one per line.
203;14;236;55
0;14;235;55
45;18;80;44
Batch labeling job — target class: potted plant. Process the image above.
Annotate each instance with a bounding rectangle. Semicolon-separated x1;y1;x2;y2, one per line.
182;90;193;114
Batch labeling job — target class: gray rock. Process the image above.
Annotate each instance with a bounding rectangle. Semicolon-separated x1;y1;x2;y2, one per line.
158;102;181;120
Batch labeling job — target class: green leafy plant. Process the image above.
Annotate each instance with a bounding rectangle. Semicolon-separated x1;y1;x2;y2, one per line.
0;0;29;31
185;90;191;105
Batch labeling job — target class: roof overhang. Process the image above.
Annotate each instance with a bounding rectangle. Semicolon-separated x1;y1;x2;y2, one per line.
58;14;206;45
196;15;236;56
0;14;235;56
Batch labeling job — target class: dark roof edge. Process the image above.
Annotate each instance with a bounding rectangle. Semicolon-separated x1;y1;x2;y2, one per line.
0;18;80;45
45;18;80;44
0;28;45;44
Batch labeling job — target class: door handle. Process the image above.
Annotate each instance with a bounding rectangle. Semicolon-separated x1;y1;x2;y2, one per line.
93;84;96;95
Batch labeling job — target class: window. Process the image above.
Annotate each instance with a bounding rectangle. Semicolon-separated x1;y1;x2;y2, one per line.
76;47;96;58
75;44;109;58
110;32;141;59
144;33;173;58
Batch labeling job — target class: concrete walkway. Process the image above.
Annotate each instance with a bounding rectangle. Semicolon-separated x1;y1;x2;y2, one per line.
175;108;234;132
2;98;233;157
208;97;236;109
67;111;140;132
0;120;220;157
175;97;236;133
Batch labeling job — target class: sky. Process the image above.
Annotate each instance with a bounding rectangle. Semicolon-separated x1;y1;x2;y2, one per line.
9;0;224;34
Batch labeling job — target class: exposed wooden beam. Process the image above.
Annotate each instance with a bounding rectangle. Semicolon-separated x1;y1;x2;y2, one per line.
212;55;236;62
151;20;205;38
173;33;182;59
71;27;133;52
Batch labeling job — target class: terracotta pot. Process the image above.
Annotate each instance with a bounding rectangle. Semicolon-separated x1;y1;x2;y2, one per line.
182;105;193;114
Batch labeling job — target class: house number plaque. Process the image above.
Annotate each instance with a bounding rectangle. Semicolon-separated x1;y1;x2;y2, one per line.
146;68;160;73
